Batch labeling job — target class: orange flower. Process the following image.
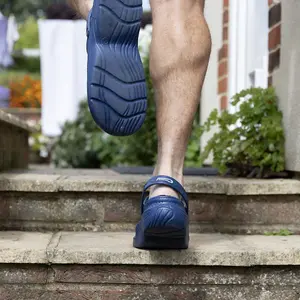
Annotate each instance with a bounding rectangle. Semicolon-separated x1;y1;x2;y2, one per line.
9;76;42;108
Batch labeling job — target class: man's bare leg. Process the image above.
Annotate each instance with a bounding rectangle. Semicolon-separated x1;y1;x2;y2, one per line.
149;0;211;198
68;0;210;188
67;0;92;19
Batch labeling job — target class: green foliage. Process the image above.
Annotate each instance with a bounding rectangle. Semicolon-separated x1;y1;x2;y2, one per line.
0;71;40;87
15;17;39;50
29;122;51;157
185;123;202;167
52;54;202;168
0;0;57;20
51;101;117;168
264;229;293;236
199;87;285;176
10;55;41;73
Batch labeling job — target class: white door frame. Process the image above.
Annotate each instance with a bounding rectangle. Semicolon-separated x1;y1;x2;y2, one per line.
228;0;269;113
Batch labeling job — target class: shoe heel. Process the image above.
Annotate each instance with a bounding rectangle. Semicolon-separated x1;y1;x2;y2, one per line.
140;234;188;250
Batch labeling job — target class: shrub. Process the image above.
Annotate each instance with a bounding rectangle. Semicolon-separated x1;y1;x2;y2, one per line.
9;75;42;108
14;17;39;50
52;56;202;168
52;25;202;168
51;101;121;168
51;55;157;168
199;87;285;177
10;55;40;73
28;121;51;162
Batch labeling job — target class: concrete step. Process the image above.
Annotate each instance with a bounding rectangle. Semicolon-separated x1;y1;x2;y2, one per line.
1;231;300;299
1;171;300;234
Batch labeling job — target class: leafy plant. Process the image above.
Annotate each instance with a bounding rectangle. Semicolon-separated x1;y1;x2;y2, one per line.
14;17;39;50
51;101;119;168
29;121;51;158
199;87;285;177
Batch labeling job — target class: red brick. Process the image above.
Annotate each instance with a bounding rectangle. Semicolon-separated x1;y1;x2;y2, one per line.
269;25;281;50
104;197;140;223
218;61;228;78
269;3;281;28
269;48;281;72
218;78;228;95
218;44;228;61
223;25;228;41
223;9;229;24
220;95;228;110
0;265;48;284
53;265;151;284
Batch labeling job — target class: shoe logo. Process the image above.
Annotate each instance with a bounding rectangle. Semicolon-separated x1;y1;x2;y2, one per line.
156;177;173;184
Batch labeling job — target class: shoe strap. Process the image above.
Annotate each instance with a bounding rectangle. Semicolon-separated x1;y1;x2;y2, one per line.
141;175;188;212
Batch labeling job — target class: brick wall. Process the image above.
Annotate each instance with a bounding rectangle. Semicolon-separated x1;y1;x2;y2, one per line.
2;264;300;299
268;0;282;86
0;111;31;171
217;0;281;106
218;0;229;110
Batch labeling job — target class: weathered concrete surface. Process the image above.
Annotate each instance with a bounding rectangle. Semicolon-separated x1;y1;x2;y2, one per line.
0;232;51;263
1;172;300;195
2;231;300;299
0;110;33;132
2;191;300;234
2;265;300;299
1;172;300;234
49;232;300;266
1;231;300;267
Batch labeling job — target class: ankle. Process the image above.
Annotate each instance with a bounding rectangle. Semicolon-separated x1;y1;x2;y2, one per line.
150;167;184;199
153;168;183;185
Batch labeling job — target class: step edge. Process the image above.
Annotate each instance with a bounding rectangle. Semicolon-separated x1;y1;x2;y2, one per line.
0;174;299;195
1;231;300;267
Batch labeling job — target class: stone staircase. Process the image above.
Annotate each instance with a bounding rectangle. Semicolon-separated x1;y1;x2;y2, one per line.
1;168;300;299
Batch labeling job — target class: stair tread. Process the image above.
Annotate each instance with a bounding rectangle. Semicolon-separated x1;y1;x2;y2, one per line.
1;231;300;266
1;172;299;195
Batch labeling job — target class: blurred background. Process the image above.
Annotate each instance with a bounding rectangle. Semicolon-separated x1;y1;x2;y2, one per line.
2;0;293;178
0;0;169;170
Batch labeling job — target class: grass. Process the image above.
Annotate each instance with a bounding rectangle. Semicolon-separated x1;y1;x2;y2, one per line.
264;229;293;236
0;70;40;87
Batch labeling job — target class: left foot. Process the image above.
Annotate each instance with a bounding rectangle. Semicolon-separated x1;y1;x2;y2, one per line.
86;0;147;136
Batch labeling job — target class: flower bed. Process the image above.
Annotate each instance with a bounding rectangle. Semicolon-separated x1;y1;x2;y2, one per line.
9;75;42;108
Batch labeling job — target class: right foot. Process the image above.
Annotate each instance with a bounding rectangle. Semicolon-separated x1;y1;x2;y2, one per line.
87;0;147;136
134;175;189;250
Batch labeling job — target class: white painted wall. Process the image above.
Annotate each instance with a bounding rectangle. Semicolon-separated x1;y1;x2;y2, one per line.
273;0;300;171
143;0;151;11
200;0;223;162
